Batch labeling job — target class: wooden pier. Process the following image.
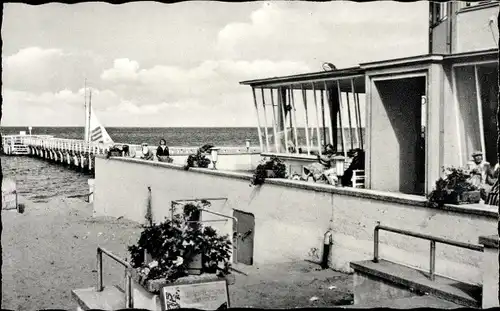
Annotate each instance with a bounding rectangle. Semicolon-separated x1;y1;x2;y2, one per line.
2;135;107;175
1;134;261;175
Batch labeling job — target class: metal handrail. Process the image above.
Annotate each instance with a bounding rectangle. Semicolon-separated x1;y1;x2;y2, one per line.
373;221;484;281
96;246;133;308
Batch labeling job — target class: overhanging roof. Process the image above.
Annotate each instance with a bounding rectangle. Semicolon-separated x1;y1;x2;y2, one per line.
239;48;499;93
239;66;365;92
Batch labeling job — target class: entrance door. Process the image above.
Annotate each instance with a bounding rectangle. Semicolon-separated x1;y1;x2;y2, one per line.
371;76;426;195
233;210;255;265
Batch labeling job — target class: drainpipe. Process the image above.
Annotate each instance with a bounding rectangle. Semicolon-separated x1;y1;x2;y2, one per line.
321;228;334;269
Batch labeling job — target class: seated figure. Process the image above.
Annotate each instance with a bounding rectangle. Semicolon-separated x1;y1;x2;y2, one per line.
466;151;491;196
140;143;154;161
302;144;338;185
341;148;365;187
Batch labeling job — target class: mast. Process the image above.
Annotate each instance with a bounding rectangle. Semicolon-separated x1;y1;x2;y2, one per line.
88;89;92;143
84;78;87;142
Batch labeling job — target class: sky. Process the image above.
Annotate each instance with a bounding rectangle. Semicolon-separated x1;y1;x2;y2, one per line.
1;1;429;127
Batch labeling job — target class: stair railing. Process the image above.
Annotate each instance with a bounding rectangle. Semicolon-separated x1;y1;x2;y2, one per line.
373;221;483;281
96;246;133;308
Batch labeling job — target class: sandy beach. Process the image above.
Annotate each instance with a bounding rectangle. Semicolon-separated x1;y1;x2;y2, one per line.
2;195;353;310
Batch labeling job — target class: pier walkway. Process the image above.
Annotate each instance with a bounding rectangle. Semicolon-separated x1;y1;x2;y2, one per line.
1;134;260;174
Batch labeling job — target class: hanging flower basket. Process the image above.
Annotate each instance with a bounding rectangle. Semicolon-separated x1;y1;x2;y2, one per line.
128;201;233;294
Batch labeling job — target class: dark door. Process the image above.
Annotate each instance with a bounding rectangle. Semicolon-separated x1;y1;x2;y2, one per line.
233;210;255;265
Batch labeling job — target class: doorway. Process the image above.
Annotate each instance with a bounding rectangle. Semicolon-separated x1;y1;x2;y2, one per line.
233;210;255;265
370;76;427;195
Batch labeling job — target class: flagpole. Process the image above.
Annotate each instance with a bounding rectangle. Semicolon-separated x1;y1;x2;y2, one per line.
84;78;87;142
88;89;92;144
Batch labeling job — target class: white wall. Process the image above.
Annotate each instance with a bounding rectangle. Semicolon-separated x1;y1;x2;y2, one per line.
94;157;497;284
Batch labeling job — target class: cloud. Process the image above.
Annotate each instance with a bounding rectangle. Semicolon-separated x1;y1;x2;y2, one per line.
216;2;428;67
100;57;310;105
3;46;106;93
100;58;140;82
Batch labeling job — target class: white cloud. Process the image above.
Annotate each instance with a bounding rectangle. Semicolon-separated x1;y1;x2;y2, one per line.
216;2;428;67
100;58;140;82
3;46;106;93
99;57;310;107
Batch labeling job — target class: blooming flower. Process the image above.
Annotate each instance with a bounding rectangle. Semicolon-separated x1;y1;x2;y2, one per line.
148;260;158;269
182;240;194;247
142;267;151;276
173;256;184;267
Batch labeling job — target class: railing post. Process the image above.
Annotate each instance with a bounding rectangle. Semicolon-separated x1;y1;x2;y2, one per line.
96;248;103;291
125;268;133;308
373;221;380;263
429;240;436;281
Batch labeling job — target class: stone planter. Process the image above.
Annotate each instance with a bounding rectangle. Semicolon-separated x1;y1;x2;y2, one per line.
445;190;481;205
132;270;235;294
129;271;234;311
434;190;481;205
266;169;276;178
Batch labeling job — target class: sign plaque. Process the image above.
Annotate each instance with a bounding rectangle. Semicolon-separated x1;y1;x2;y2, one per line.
160;279;229;310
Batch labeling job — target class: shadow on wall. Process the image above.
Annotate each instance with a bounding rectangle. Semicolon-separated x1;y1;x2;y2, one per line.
375;77;426;195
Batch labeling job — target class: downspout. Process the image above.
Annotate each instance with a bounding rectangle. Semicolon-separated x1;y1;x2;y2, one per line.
321;228;334;269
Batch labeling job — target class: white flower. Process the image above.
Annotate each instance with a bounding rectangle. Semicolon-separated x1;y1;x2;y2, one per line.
182;240;194;247
173;256;184;267
217;261;225;270
148;260;158;269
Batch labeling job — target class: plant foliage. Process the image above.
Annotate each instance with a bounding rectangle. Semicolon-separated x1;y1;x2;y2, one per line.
250;156;287;186
427;167;478;207
128;200;232;283
184;144;213;170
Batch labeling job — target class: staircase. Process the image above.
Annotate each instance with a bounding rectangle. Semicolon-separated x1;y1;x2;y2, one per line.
349;259;481;308
347;222;485;308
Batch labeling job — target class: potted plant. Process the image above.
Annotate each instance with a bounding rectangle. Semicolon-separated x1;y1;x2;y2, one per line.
184;144;213;170
428;167;480;207
250;156;287;186
127;200;232;294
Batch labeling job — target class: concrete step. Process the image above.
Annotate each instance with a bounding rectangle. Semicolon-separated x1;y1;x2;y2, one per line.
71;285;125;311
350;259;481;308
341;295;463;309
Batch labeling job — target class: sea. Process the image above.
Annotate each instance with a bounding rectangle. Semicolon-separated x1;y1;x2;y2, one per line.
1;126;364;203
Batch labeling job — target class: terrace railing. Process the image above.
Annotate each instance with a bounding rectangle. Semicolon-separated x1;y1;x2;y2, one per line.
373;221;484;281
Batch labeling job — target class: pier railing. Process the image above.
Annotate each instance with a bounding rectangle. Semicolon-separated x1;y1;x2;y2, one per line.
2;134;261;156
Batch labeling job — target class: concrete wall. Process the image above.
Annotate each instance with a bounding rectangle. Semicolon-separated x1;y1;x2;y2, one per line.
455;4;499;54
481;246;499;308
94;157;497;285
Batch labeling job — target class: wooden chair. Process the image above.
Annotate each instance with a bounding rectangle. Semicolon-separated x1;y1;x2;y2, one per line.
351;170;365;188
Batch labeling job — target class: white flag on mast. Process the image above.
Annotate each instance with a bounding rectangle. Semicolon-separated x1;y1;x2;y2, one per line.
88;107;114;144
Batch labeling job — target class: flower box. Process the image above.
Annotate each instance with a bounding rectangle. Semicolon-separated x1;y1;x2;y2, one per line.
132;269;235;294
444;190;481;205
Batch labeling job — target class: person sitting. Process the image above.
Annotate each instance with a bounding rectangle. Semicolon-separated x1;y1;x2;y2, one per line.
302;144;338;184
466;151;490;190
482;163;499;202
341;148;365;187
140;143;154;161
156;139;172;162
122;145;136;158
